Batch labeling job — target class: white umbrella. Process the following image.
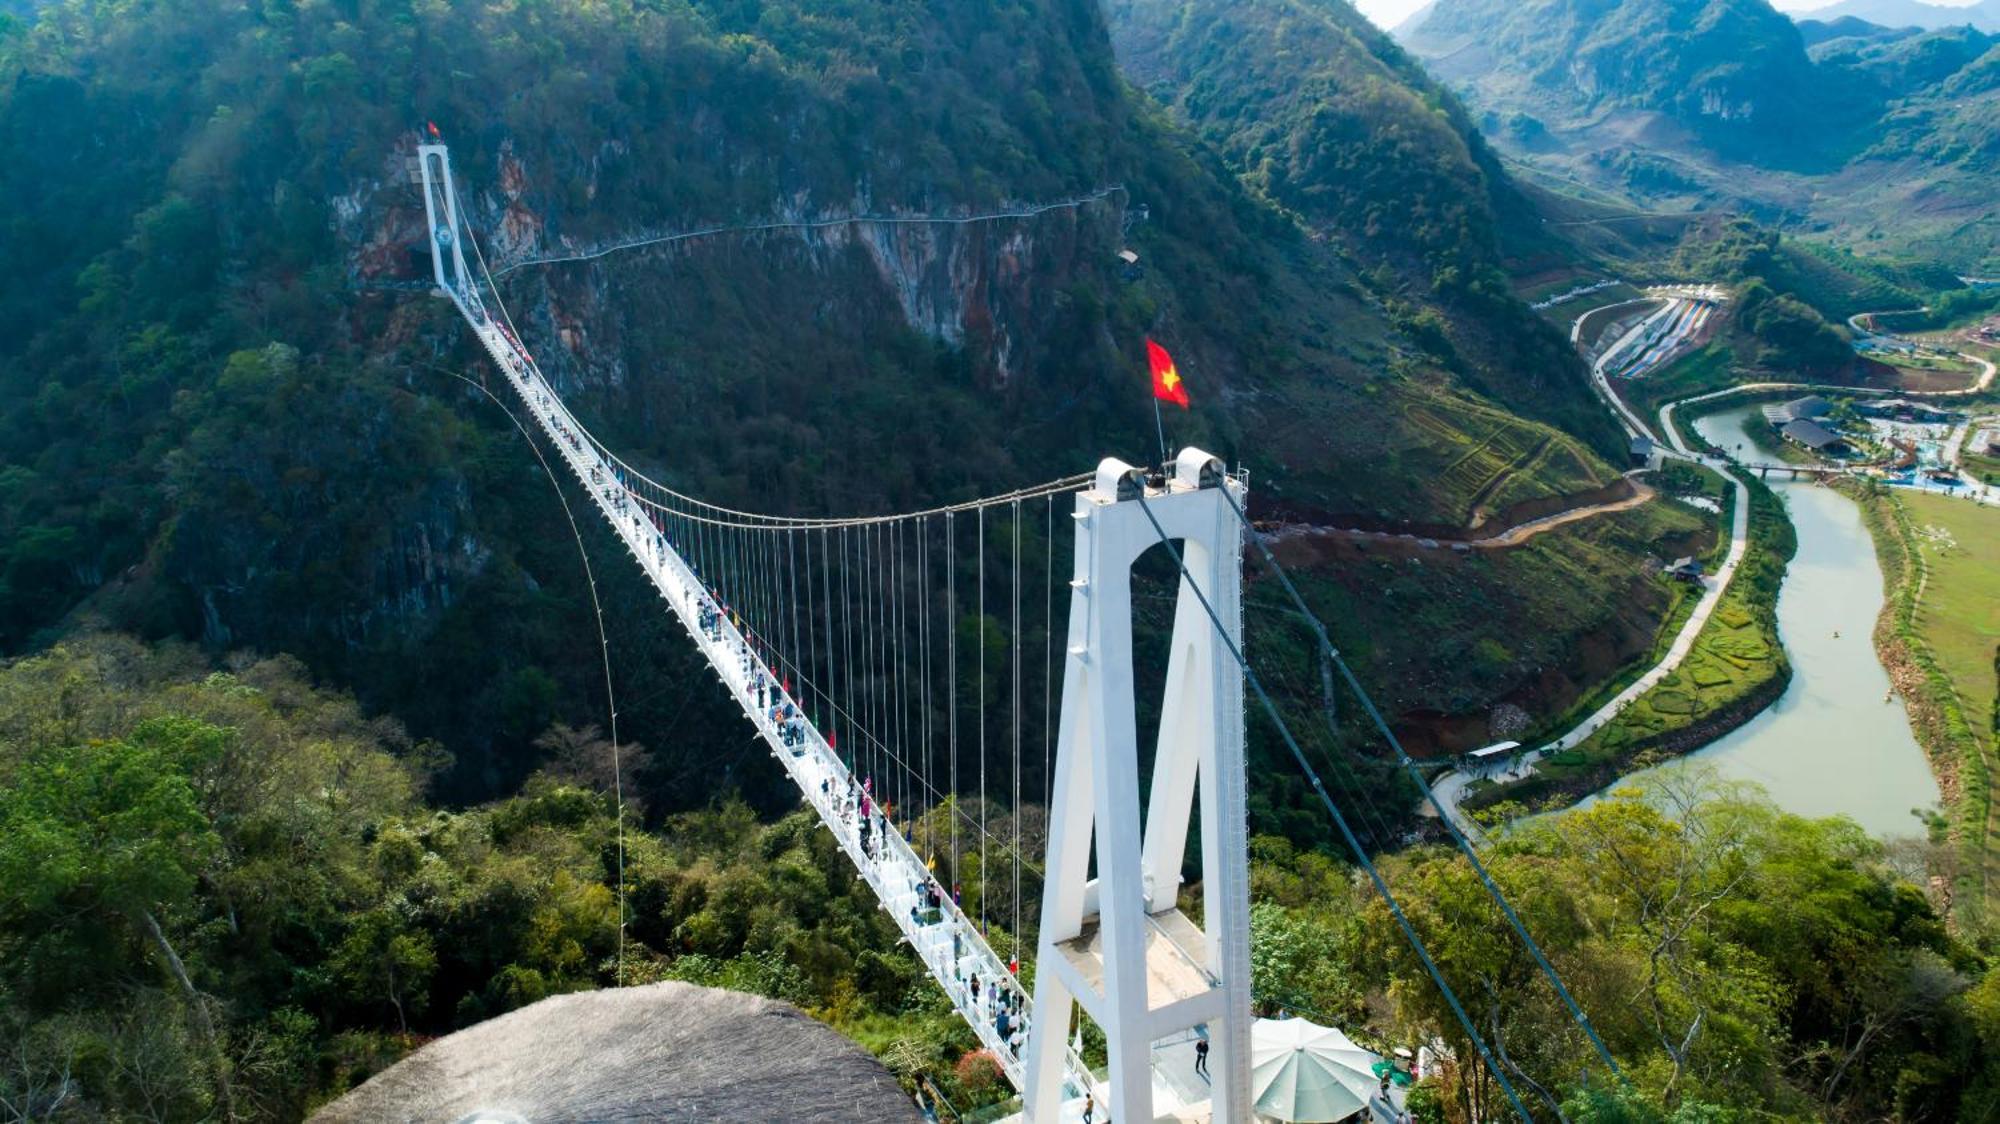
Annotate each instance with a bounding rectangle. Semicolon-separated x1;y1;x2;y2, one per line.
1249;1016;1383;1122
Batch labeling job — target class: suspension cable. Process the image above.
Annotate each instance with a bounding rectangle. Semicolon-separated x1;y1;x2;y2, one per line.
454;167;1091;532
1012;499;1023;957
921;515;934;862
978;505;988;936
948;512;960;904
1129;488;1534;1124
428;366;629;985
1045;494;1055;813
1214;485;1622;1080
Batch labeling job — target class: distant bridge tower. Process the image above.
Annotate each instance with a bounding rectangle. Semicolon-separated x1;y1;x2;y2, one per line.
1025;450;1254;1122
416;143;483;323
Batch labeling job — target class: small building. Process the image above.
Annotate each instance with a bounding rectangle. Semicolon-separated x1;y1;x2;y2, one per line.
1764;395;1834;427
1781;418;1850;455
1666;556;1705;584
1629;435;1655;466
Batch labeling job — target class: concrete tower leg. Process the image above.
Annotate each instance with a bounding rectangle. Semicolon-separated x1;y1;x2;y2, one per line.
1025;450;1251;1123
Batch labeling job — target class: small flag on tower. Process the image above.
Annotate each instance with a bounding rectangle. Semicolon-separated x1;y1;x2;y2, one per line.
427;120;442;139
1147;338;1190;409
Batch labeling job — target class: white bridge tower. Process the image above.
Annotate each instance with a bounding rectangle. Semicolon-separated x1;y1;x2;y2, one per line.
1026;450;1254;1122
415;136;1254;1123
416;143;484;323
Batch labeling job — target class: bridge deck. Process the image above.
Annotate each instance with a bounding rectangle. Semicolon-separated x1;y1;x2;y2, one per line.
461;314;1102;1110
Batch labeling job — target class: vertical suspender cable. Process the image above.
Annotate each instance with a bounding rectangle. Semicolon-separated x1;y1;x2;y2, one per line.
1012;500;1023;954
947;512;959;899
897;519;911;833
859;524;873;789
822;527;836;748
920;516;932;859
977;505;987;935
870;523;885;812
788;529;801;697
885;522;895;816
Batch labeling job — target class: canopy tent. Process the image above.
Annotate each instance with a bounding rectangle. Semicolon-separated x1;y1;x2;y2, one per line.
1249;1016;1383;1122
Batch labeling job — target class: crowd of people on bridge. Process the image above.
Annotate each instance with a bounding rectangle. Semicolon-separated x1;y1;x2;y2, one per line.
494;318;1051;1089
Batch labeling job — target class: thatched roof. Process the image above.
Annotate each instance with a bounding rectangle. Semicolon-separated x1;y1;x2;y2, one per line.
310;982;924;1124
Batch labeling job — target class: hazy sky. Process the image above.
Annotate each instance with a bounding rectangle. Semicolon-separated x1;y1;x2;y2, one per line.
1352;0;1985;32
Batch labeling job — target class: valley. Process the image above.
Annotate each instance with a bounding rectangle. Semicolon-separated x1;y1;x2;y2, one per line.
3;0;2000;1121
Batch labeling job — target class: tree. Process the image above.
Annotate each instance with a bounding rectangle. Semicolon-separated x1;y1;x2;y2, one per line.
330;911;438;1034
0;718;233;1116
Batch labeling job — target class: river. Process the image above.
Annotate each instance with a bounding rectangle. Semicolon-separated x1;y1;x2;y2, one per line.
1594;406;1941;837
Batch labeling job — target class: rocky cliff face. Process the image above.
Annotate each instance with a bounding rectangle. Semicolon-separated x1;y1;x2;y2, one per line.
2;0;1656;795
353;138;1122;397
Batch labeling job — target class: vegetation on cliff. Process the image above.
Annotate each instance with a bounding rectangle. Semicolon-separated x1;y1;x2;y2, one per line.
0;0;1673;806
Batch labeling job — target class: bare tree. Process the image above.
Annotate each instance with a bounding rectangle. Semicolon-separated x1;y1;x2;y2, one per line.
535;723;651;812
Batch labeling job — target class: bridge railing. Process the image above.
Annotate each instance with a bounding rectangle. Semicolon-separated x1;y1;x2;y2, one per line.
461;313;1099;1106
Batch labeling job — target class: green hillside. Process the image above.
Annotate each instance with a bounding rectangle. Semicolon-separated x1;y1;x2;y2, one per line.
1105;0;1603;436
4;3;2000;1122
0;0;1681;811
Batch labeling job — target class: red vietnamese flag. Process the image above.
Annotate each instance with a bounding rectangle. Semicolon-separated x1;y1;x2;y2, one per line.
1147;338;1190;409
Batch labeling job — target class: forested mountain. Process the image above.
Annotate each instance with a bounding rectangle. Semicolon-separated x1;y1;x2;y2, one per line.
0;0;1695;807
1106;0;1574;340
1401;0;2000;269
5;1;2000;1121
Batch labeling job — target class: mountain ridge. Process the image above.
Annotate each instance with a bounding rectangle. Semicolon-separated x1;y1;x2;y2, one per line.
1400;0;2000;269
1792;0;2000;32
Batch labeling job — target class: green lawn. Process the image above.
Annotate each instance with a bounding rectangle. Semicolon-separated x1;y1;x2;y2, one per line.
1903;492;2000;753
1863;486;2000;928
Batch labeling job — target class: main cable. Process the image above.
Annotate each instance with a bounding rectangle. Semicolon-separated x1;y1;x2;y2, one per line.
428;365;629;986
454;165;1090;532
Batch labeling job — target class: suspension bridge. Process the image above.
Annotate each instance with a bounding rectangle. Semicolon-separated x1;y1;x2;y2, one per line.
416;140;1618;1122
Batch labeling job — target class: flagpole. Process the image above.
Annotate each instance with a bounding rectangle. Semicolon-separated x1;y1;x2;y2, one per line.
1153;397;1170;468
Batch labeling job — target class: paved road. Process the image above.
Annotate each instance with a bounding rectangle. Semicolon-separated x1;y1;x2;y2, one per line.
1266;477;1656;553
1432;296;1998;838
1427;455;1749;839
1431;298;1753;838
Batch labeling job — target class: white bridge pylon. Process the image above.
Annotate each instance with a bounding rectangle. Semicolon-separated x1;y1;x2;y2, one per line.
1028;454;1254;1122
418;143;1252;1122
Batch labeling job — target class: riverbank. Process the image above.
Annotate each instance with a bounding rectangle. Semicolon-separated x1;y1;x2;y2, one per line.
1847;479;2000;932
1436;294;1981;838
1461;471;1794;819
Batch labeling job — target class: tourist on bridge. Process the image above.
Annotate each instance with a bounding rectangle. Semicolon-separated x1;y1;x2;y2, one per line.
1195;1034;1209;1078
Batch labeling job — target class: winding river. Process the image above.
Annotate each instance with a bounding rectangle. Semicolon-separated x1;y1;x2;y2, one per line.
1605;406;1941;836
